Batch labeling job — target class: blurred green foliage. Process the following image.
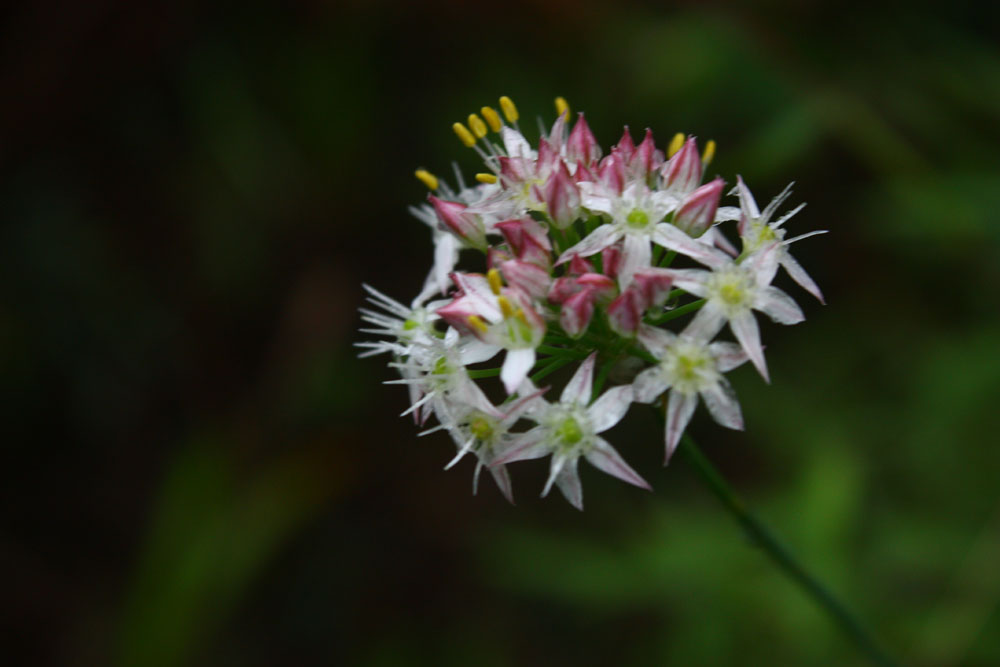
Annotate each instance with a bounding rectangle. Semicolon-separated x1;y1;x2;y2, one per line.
2;2;999;665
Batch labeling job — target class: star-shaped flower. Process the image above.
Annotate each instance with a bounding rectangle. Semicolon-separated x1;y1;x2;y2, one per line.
634;324;749;462
491;353;650;510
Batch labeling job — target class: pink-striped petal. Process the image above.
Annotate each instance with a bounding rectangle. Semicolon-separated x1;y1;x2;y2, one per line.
561;352;596;406
730;310;768;383
588;385;633;433
586;437;652;490
700;378;744;430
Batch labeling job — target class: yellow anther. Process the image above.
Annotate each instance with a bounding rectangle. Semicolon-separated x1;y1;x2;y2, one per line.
467;113;487;139
514;308;530;327
414;169;439;191
480;106;502;132
497;295;515;318
467;315;489;334
667;132;685;157
702;139;716;166
487;268;503;295
475;173;497;184
554;96;570;119
499;95;519;122
452;122;476;148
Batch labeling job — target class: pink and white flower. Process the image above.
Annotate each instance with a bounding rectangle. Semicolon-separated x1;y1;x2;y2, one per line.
491;353;650;510
634;324;750;463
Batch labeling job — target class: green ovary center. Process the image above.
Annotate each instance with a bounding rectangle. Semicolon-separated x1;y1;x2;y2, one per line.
626;208;650;228
676;355;707;381
557;417;584;445
402;318;418;331
718;282;745;306
470;415;494;441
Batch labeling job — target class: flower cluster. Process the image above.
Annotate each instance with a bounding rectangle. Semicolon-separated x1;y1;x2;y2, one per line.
359;96;825;509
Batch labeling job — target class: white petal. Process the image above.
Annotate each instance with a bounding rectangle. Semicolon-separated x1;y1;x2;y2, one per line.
492;426;551;465
703;226;739;257
754;286;805;325
781;254;825;304
581;193;613;214
773;202;807;229
683;302;727;342
663;268;711;297
651;223;728;269
730;310;768;383
585;437;651;490
459;339;502;366
665;390;698;464
714;206;742;222
501;126;532;158
553;457;584;510
501;348;536;394
633;365;670;403
561;352;596;406
433;233;459;293
734;176;761;220
745;243;781;286
556;225;621;263
637;324;677;356
445;436;477;470
588;385;633;433
541;453;568;497
487;463;515;504
708;341;749;372
700;377;744;430
761;182;795;223
619;233;652;289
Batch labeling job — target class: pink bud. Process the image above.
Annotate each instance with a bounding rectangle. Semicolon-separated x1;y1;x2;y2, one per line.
519;232;553;269
500;259;551;301
498;156;528;188
597;154;625;195
437;296;482;337
573;161;598;185
602;244;623;279
576;272;618;304
560;288;596;338
615;126;635;162
429;195;486;249
544;160;581;229
674;177;724;238
661;137;702;195
607;289;643;337
487;246;513;268
548;276;580;304
567;113;601;165
568;253;593;275
630;128;661;179
536;137;558;173
631;269;674;309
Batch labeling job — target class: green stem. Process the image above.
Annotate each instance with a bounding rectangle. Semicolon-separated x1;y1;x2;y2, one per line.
536;344;586;359
678;436;898;667
466;368;501;379
530;356;573;383
647;299;706;325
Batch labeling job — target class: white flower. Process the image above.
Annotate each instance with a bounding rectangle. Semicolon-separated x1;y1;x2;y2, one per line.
383;328;498;425
733;177;827;303
436;272;546;394
430;387;543;504
662;243;805;382
634;324;749;463
491;353;650;510
559;181;726;288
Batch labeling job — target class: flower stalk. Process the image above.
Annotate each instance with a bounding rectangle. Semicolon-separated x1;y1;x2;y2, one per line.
678;435;898;667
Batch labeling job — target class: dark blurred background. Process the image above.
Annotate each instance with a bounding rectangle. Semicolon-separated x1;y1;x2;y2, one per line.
3;1;1000;665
